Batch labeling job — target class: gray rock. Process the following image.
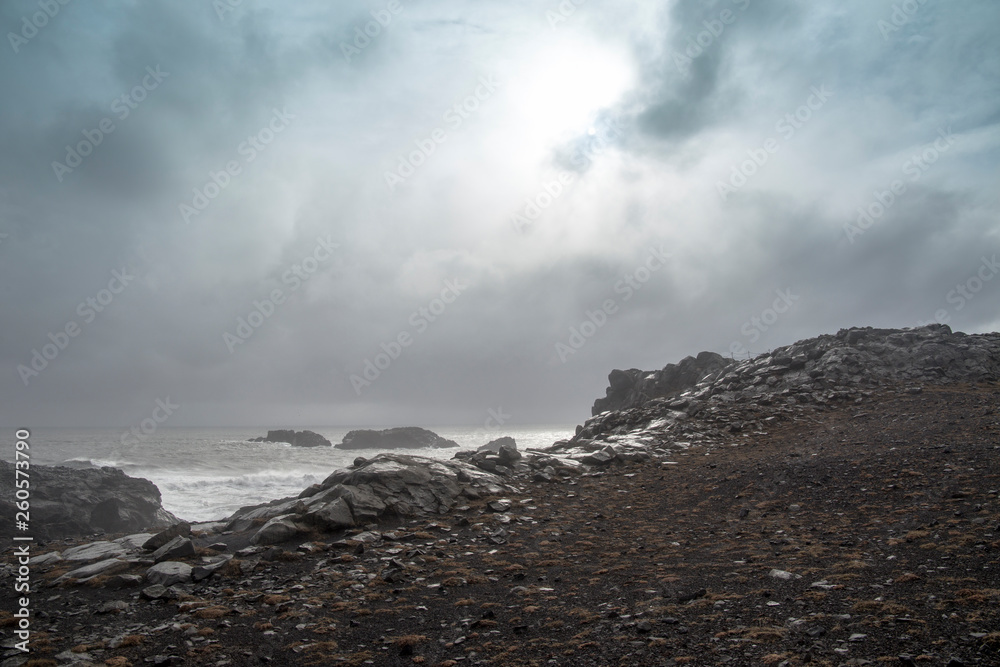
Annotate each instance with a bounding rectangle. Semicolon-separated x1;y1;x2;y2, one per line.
146;561;193;586
143;522;191;551
498;440;521;465
29;551;63;567
97;600;129;614
250;429;332;447
488;499;512;513
54;557;130;584
141;583;170;599
192;555;233;582
581;449;616;466
251;514;305;545
335;426;459;450
0;461;179;541
302;496;355;531
478;436;515;454
62;541;128;562
226;454;512;538
116;532;156;551
152;536;195;563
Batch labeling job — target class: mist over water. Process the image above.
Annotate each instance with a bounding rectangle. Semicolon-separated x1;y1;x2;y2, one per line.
11;426;573;521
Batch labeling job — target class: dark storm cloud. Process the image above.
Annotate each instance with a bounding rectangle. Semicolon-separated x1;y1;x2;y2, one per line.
1;0;998;428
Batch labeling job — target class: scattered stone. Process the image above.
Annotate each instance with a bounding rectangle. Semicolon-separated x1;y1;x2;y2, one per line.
97;600;129;614
488;499;512;513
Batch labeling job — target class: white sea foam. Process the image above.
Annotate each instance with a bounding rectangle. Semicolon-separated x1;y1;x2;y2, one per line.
9;425;575;522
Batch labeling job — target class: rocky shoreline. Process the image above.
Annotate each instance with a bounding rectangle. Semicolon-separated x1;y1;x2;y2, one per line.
3;325;1000;666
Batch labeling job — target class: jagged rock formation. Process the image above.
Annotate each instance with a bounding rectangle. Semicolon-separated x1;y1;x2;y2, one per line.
249;429;332;447
335;427;458;450
225;454;511;545
568;325;1000;456
592;350;734;415
0;461;179;540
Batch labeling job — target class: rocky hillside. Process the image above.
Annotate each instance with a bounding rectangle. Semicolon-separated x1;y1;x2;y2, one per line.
573;324;1000;452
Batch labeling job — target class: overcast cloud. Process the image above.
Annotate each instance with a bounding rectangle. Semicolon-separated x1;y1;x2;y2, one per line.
1;0;998;428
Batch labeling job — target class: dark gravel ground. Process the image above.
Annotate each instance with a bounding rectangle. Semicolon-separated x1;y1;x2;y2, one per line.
4;383;1000;666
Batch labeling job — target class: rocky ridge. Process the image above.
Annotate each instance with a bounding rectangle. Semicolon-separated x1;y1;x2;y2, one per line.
546;324;1000;467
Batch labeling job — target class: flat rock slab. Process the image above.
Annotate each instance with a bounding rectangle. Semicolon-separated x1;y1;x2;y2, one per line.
62;541;129;562
116;532;156;551
55;557;130;584
146;561;193;586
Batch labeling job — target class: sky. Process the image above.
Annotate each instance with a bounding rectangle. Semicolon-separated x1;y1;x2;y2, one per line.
1;0;998;429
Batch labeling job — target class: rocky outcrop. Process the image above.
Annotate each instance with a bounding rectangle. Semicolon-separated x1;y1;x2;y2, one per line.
592;351;734;415
572;324;1000;449
225;454;511;545
335;427;458;450
452;437;523;476
0;461;179;540
250;429;332;447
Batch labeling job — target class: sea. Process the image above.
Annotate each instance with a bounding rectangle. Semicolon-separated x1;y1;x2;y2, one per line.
9;426;575;523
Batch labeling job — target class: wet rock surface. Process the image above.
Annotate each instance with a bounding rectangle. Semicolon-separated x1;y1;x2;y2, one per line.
0;462;179;540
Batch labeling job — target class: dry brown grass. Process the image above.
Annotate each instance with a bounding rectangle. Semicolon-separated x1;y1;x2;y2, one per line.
192;606;231;619
262;594;291;605
117;636;144;648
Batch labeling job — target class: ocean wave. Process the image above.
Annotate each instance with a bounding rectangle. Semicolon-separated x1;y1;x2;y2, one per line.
151;469;326;521
59;456;136;470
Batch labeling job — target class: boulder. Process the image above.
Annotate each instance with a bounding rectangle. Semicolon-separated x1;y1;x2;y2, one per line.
335;427;459;450
143;522;191;551
497;440;521;465
116;533;156;551
302;496;355;530
251;514;306;545
250;429;332;447
0;462;179;541
146;561;193;586
152;536;196;563
192;555;233;582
